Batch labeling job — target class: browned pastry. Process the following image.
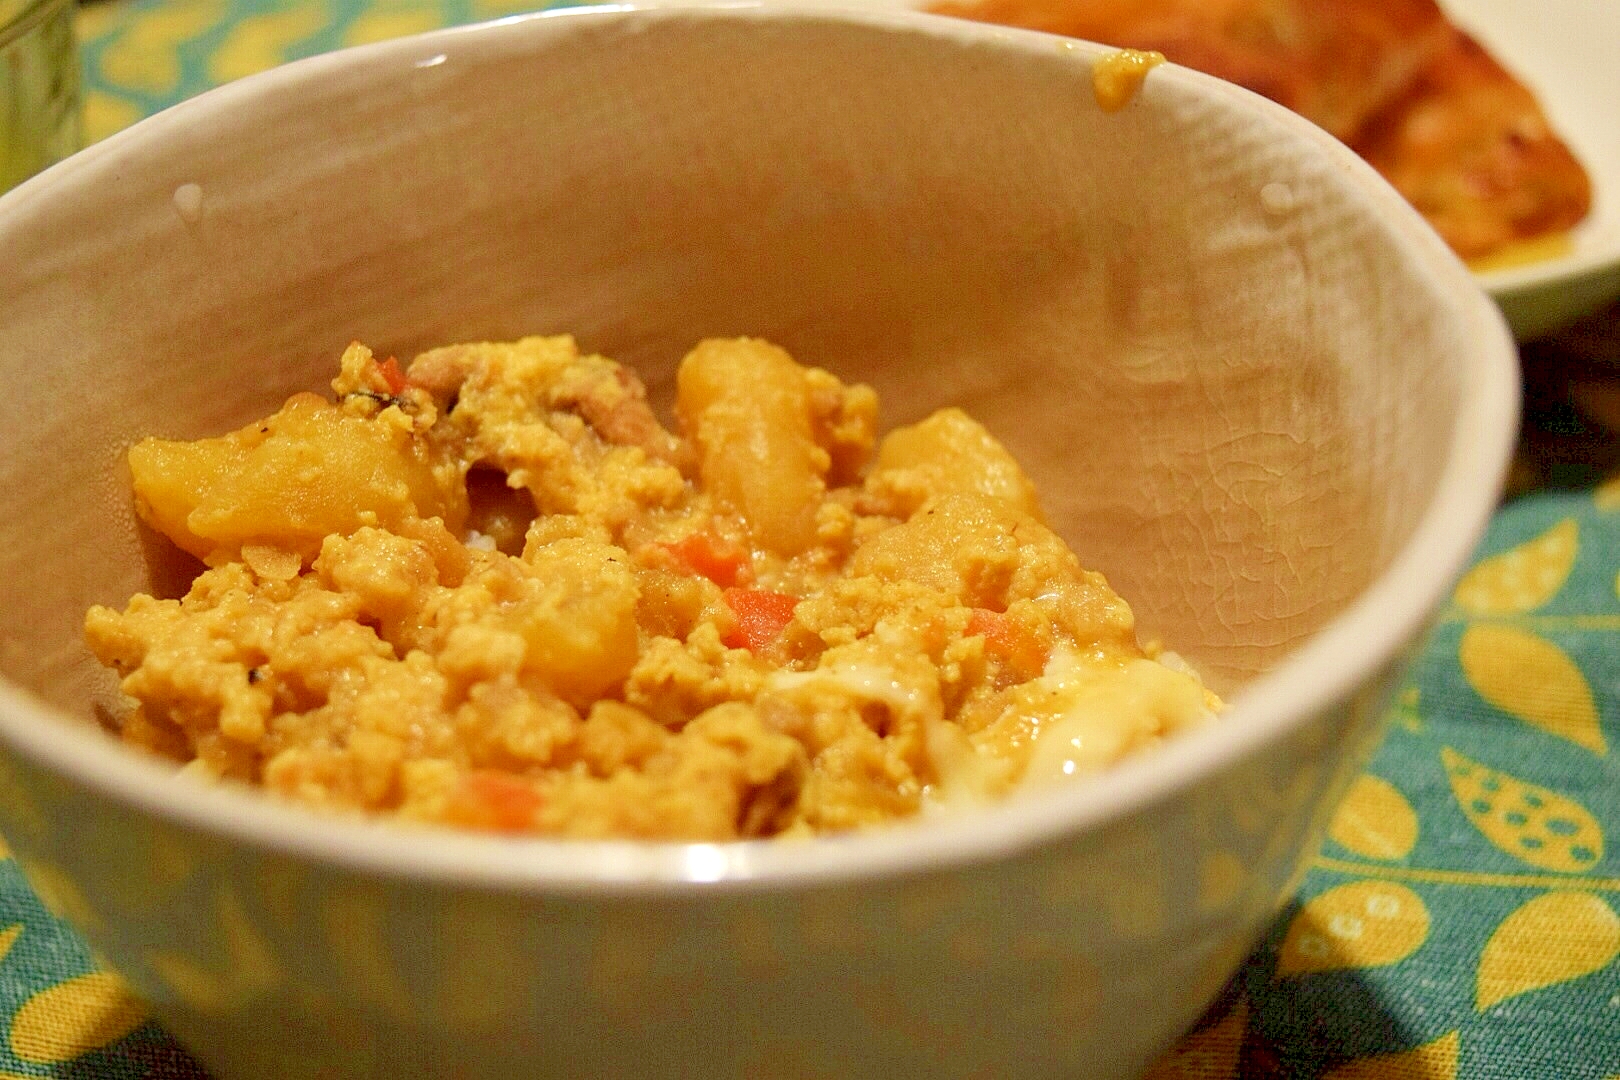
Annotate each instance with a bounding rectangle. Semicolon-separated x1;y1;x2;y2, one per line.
929;0;1592;260
1353;30;1593;262
927;0;1453;142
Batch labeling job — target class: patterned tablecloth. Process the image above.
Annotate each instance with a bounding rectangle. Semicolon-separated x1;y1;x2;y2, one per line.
1;2;1618;1075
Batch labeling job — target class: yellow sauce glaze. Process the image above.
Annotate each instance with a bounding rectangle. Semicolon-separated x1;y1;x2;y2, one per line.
1092;48;1165;113
1467;231;1575;273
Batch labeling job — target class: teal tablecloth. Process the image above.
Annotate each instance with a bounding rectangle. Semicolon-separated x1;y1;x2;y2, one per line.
0;4;1615;1075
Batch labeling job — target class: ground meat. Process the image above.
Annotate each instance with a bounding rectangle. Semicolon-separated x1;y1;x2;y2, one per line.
86;336;1219;839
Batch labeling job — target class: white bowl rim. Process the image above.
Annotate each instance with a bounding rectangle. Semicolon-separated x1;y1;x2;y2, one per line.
0;1;1521;895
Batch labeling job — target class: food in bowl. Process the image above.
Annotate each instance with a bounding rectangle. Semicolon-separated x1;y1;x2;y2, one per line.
930;0;1592;262
84;335;1219;840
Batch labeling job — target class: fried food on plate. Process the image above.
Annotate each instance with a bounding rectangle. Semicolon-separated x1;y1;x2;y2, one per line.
928;0;1452;142
1355;30;1594;262
930;0;1592;261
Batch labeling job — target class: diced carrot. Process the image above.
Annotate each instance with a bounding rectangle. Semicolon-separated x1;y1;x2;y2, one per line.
377;356;409;396
967;607;1048;677
722;588;799;652
665;531;753;587
447;769;543;833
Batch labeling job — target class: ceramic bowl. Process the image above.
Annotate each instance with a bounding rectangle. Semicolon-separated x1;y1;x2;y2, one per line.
667;0;1620;341
0;6;1517;1078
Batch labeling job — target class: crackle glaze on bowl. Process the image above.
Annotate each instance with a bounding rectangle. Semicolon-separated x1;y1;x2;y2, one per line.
0;6;1517;1078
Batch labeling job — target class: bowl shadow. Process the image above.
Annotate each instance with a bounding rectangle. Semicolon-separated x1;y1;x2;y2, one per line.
1222;899;1422;1079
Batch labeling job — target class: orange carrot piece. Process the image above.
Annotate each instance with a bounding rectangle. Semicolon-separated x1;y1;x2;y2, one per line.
447;769;543;833
722;588;799;652
378;356;409;396
666;532;753;588
967;607;1048;677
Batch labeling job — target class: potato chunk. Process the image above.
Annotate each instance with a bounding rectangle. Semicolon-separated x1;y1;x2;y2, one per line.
866;407;1042;519
517;537;641;706
676;338;825;556
128;393;466;565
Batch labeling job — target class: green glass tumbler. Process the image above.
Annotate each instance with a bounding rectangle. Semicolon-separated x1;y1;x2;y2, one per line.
1;0;79;192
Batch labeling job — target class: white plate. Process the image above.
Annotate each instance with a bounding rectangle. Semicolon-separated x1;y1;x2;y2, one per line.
1449;0;1620;339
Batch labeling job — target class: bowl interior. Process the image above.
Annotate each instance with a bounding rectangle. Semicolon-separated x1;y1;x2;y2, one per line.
0;6;1499;786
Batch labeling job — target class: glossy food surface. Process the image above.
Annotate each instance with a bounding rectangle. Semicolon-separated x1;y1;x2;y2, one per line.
88;336;1216;838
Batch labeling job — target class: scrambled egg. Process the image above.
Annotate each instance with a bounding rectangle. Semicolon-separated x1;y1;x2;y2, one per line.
85;336;1219;839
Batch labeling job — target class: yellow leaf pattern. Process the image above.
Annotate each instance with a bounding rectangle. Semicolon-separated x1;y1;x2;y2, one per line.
9;973;147;1064
207;7;328;83
1277;882;1430;976
97;0;227;96
1476;892;1620;1010
216;888;281;996
343;6;442;46
18;861;103;934
0;926;19;967
144;950;232;1016
1323;1031;1459;1080
1460;625;1606;755
1329;775;1419;860
1441;748;1604;872
81;91;144;146
72;0;125;41
321;888;416;1020
147;886;284;1013
1453;518;1578;615
1596;474;1620;512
